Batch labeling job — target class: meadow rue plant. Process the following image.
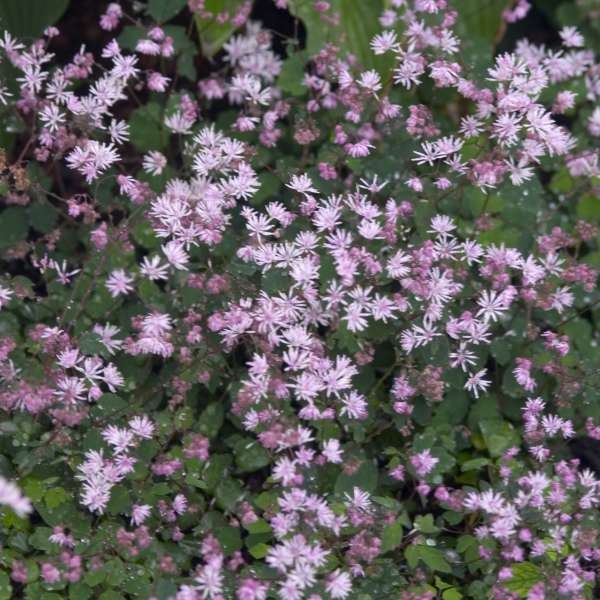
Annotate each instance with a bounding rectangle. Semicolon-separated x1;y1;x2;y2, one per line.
1;0;600;598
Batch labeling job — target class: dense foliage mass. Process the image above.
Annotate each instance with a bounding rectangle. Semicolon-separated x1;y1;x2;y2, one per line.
1;0;600;598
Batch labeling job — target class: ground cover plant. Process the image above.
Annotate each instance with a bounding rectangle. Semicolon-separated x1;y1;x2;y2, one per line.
1;0;600;598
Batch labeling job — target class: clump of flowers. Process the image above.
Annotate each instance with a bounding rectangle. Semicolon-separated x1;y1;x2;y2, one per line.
0;1;599;599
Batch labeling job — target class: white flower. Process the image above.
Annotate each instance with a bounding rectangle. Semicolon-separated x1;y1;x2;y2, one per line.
162;240;189;270
0;285;13;309
357;69;382;93
465;369;491;398
142;151;167;176
326;570;352;599
0;477;32;517
322;439;343;464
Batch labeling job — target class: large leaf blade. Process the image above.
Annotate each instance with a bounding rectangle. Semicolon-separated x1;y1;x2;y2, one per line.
0;0;68;39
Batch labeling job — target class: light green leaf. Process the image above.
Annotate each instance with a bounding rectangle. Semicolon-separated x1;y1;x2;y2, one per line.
289;0;390;73
215;478;243;511
195;0;245;58
245;519;272;534
461;458;490;472
0;207;28;250
415;514;440;534
381;519;403;553
69;582;93;600
334;458;378;495
198;402;225;439
503;562;544;598
106;485;131;515
0;0;67;38
415;545;453;574
277;51;308;96
479;419;520;457
0;572;11;600
234;440;270;473
147;0;187;22
214;526;243;555
29;202;58;233
45;487;68;509
129;103;168;151
248;542;270;559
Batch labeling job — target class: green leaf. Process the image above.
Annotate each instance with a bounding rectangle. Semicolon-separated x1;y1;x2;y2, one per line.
98;591;125;600
195;0;245;58
407;545;453;574
198;402;224;439
337;0;387;70
82;430;104;452
564;318;592;352
0;0;67;38
0;571;11;600
178;50;197;80
84;286;115;320
117;25;145;50
45;487;68;509
372;496;403;511
138;279;164;306
121;572;151;597
248;542;270;559
29;527;55;552
334;458;378;495
456;535;478;555
84;568;106;587
453;0;506;79
251;172;281;206
29;202;58;233
415;514;440;534
261;268;292;295
79;332;106;356
215;478;243;511
129;103;168;151
0;206;28;250
503;562;544;598
214;526;242;555
103;560;126;588
132;222;161;249
202;454;232;490
23;478;45;503
277;51;308;96
549;168;574;194
443;589;463;600
234;440;270;473
95;393;128;416
455;0;506;43
479;419;520;457
490;337;513;366
245;519;272;534
106;485;130;515
289;0;389;72
147;0;187;22
253;491;277;511
433;390;469;426
69;582;93;600
381;519;403;553
577;194;600;222
461;458;490;472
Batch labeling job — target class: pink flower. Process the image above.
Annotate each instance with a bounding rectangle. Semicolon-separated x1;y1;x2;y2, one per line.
325;570;352;599
106;269;134;297
322;439;343;463
410;450;439;477
129;416;155;439
99;3;122;30
0;476;32;517
131;504;152;527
